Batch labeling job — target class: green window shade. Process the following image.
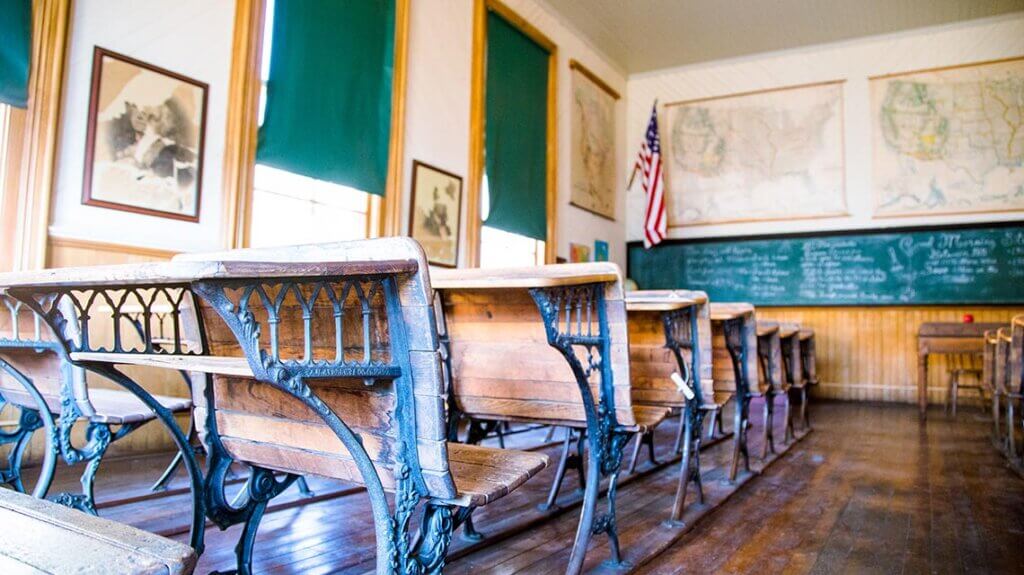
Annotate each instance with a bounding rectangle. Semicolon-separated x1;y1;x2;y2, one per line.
257;0;395;195
0;0;31;108
483;11;549;241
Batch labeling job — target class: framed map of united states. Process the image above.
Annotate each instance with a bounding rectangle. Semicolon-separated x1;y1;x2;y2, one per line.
871;57;1024;218
664;80;847;226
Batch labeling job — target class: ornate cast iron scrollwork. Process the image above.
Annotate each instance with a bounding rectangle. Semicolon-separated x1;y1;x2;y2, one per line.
661;304;706;522
529;283;629;569
193;275;463;575
8;286;206;551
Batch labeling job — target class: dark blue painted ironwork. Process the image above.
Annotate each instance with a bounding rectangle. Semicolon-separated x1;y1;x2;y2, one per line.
722;318;752;482
7;285;206;552
192;274;464;575
661;304;705;524
0;294;141;513
529;283;629;573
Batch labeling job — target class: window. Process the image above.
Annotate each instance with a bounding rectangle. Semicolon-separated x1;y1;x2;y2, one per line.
0;104;25;272
478;175;544;267
248;0;376;247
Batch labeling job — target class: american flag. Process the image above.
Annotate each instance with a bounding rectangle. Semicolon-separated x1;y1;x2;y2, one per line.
636;103;666;248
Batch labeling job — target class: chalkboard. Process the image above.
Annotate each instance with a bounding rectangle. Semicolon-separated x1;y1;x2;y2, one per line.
627;224;1024;305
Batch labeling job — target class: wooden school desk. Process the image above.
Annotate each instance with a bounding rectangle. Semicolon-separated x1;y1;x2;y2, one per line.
917;322;1004;418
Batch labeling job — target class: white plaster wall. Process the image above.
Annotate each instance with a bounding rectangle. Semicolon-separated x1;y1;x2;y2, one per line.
49;0;234;252
402;0;629;266
625;14;1024;243
51;0;629;265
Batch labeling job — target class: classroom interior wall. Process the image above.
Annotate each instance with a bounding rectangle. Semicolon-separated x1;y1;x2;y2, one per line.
625;14;1024;404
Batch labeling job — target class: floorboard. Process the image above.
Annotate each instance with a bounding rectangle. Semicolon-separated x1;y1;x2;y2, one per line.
6;399;1023;573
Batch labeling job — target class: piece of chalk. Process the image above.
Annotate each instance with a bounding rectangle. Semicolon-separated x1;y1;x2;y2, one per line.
671;372;695;400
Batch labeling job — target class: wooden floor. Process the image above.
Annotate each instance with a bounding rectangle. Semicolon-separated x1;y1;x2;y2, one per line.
14;400;1024;574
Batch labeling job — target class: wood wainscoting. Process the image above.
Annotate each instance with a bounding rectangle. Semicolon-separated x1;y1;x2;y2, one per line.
759;306;1024;404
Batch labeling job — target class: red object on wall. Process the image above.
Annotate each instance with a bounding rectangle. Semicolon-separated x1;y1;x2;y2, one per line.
963;314;974;323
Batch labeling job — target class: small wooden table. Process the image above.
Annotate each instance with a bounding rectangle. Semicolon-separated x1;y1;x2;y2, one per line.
918;322;1004;418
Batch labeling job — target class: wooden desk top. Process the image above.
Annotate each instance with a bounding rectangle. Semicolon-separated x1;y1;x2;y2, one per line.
709;302;754;321
627;289;708;305
777;322;801;338
0;260;419;289
918;322;1005;338
756;321;780;337
625;291;696;312
431;263;620;290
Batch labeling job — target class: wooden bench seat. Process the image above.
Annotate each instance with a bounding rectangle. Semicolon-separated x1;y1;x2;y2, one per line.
0;488;195;574
1;386;190;425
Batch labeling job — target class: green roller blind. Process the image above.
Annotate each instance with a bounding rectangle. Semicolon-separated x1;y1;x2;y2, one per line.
256;0;395;195
483;11;549;241
0;0;31;108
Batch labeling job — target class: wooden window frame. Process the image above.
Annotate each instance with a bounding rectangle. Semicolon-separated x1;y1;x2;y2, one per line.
466;0;558;267
221;0;410;249
4;0;71;271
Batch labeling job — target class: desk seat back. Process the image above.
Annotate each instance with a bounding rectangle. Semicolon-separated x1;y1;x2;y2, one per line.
0;294;89;415
1011;316;1023;395
983;330;998;394
174;238;455;499
625;290;713;408
440;264;635;428
799;329;818;384
710;304;765;396
756;323;784;392
995;327;1012;396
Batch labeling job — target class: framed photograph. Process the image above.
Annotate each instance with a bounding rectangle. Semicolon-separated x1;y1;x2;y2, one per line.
410;160;463;267
569;59;618;221
83;47;208;221
594;239;609;262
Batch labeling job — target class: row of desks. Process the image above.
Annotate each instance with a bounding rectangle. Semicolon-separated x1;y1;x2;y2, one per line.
0;238;818;574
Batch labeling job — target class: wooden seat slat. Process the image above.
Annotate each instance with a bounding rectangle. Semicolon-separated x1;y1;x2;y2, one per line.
1;387;190;425
0;489;196;574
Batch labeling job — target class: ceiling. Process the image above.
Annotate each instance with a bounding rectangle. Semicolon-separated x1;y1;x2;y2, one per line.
542;0;1024;74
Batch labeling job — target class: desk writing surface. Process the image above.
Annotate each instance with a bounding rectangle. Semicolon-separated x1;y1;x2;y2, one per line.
0;260;419;289
431;263;619;290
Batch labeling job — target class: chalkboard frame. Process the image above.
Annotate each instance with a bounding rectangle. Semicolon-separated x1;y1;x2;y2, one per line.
626;220;1024;308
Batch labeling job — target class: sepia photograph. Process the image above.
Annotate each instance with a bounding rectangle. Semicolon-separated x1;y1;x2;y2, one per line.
409;160;463;267
82;47;207;221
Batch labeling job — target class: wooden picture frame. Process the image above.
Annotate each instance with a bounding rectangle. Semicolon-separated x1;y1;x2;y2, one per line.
869;55;1024;219
569;59;618;221
82;47;208;222
410;160;463;267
